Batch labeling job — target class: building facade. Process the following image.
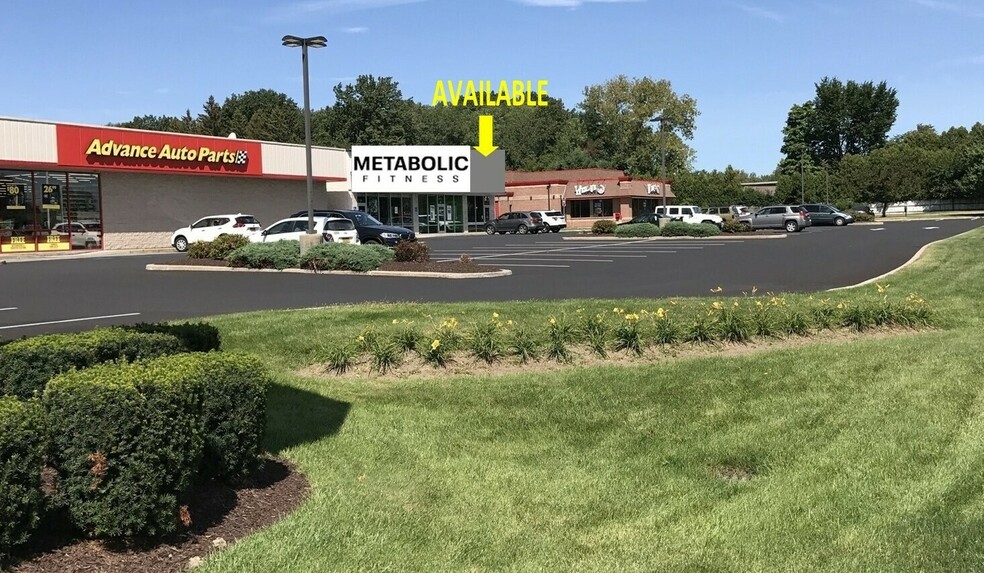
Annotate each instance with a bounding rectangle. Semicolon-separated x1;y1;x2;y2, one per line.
0;117;352;252
499;168;675;229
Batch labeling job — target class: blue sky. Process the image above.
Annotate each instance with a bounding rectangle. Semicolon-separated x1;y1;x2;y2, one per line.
3;0;982;175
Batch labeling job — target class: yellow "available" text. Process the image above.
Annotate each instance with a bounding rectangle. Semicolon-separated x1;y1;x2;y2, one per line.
432;80;549;107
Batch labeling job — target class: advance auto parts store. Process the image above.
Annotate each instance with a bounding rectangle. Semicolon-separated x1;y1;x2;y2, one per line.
0;117;349;253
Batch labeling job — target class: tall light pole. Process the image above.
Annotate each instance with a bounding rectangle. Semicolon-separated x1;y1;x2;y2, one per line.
282;34;327;236
649;115;668;207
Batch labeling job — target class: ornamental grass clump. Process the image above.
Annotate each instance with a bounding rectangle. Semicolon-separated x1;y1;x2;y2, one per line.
715;304;752;344
469;315;506;365
684;313;716;345
782;309;812;336
579;312;610;358
435;317;463;351
509;327;541;364
391;320;422;353
421;338;450;368
369;342;402;374
355;327;380;352
323;344;358;375
613;311;645;356
651;308;680;346
546;316;574;363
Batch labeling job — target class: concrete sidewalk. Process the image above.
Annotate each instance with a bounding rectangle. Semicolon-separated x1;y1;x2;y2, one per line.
0;248;173;264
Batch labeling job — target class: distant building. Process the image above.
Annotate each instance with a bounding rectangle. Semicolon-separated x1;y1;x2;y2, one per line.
500;168;675;229
741;181;778;196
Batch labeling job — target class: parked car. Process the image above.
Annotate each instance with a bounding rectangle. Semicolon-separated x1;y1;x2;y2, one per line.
251;216;360;245
289;209;415;246
51;221;101;248
485;212;545;235
170;214;261;252
654;205;724;227
800;203;855;226
738;205;812;232
618;212;671;226
530;210;567;233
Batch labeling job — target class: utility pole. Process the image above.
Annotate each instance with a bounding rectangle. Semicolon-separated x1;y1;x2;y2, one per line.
800;156;805;204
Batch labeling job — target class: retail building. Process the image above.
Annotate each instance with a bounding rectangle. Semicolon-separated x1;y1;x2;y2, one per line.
500;168;675;229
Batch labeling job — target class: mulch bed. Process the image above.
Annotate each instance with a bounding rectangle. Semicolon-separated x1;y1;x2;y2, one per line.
6;458;309;573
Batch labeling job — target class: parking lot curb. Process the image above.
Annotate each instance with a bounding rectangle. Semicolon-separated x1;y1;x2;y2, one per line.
1;248;172;264
145;264;512;279
562;234;787;241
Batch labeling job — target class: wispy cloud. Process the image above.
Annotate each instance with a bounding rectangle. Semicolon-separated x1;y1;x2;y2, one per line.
939;53;984;67
911;0;984;17
513;0;643;8
734;3;784;21
277;0;426;18
341;26;369;33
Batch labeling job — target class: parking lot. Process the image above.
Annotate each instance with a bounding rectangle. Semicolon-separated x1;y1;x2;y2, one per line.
1;218;981;339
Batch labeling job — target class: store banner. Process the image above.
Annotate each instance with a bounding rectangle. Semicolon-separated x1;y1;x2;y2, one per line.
4;183;26;210
352;146;504;194
56;125;264;176
41;183;61;209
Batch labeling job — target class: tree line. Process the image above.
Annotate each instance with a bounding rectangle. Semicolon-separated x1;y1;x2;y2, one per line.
113;75;982;212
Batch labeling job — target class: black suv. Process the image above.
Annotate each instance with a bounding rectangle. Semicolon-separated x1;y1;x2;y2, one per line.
289;210;415;246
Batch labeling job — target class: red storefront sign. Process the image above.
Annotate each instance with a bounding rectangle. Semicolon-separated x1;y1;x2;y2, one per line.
56;125;263;176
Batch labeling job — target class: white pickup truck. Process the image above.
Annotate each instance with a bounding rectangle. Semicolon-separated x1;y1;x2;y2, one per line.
654;205;724;227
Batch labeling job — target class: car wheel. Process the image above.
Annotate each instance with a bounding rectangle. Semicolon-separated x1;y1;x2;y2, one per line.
834;217;846;226
785;220;799;233
517;224;529;235
364;238;383;245
552;228;560;233
174;236;189;252
485;225;496;235
85;239;97;249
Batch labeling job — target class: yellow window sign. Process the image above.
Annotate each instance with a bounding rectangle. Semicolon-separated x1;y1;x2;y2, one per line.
11;236;25;244
47;235;62;243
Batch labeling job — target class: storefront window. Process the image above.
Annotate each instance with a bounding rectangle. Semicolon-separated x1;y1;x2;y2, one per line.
0;170;100;253
569;199;614;218
631;198;662;215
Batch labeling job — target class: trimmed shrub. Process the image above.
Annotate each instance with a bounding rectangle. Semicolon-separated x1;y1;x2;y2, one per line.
124;322;221;353
226;241;300;270
44;361;204;537
188;235;250;260
0;397;46;556
299;243;390;272
393;240;431;263
591;220;616;235
0;329;184;399
660;222;722;237
190;353;269;483
721;220;752;233
614;223;661;238
43;352;270;537
365;243;396;262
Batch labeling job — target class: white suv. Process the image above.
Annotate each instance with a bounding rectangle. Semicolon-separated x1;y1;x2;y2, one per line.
250;216;361;245
51;221;101;249
654;205;723;227
171;214;261;252
530;210;567;233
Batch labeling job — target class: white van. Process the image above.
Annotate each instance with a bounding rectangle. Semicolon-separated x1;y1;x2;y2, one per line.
654;205;723;227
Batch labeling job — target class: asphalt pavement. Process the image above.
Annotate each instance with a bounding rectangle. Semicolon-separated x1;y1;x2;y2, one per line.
1;218;980;339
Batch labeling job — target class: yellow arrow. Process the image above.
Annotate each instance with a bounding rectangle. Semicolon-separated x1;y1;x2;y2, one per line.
474;115;498;157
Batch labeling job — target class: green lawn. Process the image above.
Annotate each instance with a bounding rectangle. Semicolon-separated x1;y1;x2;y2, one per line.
199;228;984;572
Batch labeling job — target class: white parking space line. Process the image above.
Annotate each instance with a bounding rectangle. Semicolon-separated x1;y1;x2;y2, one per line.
432;250;646;258
0;312;141;331
0;307;17;312
924;226;940;230
472;257;614;263
870;228;885;232
493;263;571;268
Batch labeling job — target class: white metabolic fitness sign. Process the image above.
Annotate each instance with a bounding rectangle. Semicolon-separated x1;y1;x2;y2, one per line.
646;183;663;196
352;146;471;193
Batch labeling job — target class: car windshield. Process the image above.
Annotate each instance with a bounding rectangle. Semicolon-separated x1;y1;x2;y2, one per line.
350;212;383;226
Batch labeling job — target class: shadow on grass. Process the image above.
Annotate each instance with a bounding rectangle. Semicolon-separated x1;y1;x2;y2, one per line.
264;381;351;454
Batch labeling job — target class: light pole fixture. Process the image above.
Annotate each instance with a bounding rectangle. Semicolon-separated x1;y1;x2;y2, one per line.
649;115;668;207
282;34;327;235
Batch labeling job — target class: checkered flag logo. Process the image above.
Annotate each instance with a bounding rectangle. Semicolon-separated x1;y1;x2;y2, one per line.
234;150;248;165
